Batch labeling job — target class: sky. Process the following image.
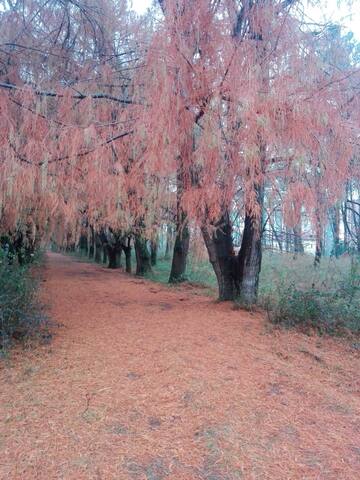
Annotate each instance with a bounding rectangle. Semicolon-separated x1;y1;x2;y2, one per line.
131;0;360;40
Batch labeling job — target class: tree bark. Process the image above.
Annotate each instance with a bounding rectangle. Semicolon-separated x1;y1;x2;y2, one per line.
314;215;323;266
134;236;151;276
79;234;88;255
94;233;102;263
150;237;158;266
169;136;191;282
169;215;190;283
116;249;123;268
122;237;132;273
202;213;238;301
107;244;121;269
14;231;24;266
237;185;264;305
293;222;304;254
330;205;340;257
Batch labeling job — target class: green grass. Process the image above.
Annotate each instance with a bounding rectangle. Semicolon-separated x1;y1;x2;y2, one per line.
148;251;355;297
148;251;360;334
146;254;217;292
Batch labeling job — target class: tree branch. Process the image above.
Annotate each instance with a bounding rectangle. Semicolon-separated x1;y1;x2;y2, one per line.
0;81;134;105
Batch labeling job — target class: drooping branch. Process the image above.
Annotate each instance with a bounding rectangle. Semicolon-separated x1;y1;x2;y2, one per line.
9;130;133;167
0;81;135;105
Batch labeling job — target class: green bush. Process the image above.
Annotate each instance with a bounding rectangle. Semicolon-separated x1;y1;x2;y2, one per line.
267;259;360;335
0;249;48;354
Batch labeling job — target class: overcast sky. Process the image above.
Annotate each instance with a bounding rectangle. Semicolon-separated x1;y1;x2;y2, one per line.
131;0;360;40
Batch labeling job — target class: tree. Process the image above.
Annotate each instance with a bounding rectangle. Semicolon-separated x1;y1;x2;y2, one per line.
0;0;359;305
138;0;360;301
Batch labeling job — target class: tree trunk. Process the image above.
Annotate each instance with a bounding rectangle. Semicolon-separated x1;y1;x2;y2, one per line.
14;232;24;266
237;185;264;305
169;215;190;283
341;203;350;251
202;213;238;301
269;217;282;251
107;245;121;269
293;222;304;254
116;249;122;268
102;246;108;264
285;226;291;252
169;148;191;283
330;205;340;257
94;233;102;263
79;234;88;255
123;238;132;273
88;226;94;259
164;224;173;260
134;236;151;276
150;237;158;266
314;217;323;266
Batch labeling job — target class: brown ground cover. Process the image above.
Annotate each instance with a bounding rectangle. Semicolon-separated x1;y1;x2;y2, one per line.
1;252;359;479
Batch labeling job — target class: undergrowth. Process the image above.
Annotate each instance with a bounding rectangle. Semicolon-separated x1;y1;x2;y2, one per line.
261;255;360;335
0;249;49;355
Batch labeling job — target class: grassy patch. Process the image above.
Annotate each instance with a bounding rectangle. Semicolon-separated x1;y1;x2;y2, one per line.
261;253;360;334
149;251;360;334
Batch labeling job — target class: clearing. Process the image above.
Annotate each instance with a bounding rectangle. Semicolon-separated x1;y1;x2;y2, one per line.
0;253;359;479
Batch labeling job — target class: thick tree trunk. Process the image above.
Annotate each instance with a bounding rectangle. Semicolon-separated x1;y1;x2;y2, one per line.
107;245;121;269
169;152;191;283
94;244;103;263
123;238;132;273
116;249;123;268
293;222;304;254
134;236;151;276
202;213;238;301
169;216;190;283
94;233;102;263
237;185;264;305
237;215;262;305
105;239;123;269
14;232;24;266
79;234;88;255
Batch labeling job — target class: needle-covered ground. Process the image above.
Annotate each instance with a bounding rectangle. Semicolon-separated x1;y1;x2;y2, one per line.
1;253;359;480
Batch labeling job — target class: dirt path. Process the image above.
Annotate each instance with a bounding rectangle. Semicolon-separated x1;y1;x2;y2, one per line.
1;253;359;479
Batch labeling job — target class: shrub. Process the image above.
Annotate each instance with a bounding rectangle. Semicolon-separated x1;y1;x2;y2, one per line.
0;249;48;354
266;259;360;335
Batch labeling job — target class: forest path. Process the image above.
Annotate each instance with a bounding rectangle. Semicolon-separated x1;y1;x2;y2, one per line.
1;252;359;480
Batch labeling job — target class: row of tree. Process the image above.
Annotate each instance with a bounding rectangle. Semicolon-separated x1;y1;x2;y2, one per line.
0;0;359;303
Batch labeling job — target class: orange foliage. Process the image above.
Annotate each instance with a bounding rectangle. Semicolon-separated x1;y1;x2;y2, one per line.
0;0;359;242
